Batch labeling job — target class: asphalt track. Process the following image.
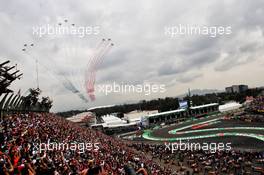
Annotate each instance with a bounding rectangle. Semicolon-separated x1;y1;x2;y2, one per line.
142;115;264;150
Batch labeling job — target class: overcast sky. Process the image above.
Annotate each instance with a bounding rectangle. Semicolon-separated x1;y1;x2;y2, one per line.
1;0;264;112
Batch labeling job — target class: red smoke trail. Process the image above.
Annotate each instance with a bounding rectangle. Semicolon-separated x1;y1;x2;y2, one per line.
85;39;113;101
84;39;105;97
85;42;107;96
87;41;112;89
87;42;112;94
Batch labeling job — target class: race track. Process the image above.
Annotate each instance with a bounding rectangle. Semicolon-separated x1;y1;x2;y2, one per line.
142;115;264;150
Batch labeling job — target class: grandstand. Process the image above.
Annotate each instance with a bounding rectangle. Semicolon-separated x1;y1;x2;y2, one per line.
89;103;220;133
143;103;219;127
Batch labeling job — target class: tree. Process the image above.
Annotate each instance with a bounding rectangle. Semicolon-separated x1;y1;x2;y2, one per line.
40;96;53;111
22;88;52;112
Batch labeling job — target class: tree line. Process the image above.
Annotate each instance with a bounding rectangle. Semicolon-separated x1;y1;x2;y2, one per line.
57;87;263;118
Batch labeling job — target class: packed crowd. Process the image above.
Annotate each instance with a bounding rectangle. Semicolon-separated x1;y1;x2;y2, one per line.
232;114;264;123
248;96;264;113
0;113;171;175
1;111;264;174
130;143;264;175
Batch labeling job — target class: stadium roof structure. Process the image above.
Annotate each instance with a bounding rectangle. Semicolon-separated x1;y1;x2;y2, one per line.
91;121;138;128
91;114;138;129
146;108;186;118
124;110;158;122
190;103;219;110
219;102;242;112
144;103;219;118
87;104;116;111
102;114;127;125
67;112;95;123
0;60;22;95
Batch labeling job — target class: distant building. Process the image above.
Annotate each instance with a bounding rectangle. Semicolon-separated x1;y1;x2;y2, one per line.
225;87;233;93
225;85;248;93
239;85;249;92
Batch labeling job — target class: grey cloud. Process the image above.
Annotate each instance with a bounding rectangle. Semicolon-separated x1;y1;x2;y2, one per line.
177;73;203;83
1;0;264;111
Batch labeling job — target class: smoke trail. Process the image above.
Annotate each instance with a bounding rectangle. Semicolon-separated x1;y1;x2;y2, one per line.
85;41;113;101
84;40;108;95
24;45;89;103
87;42;113;91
